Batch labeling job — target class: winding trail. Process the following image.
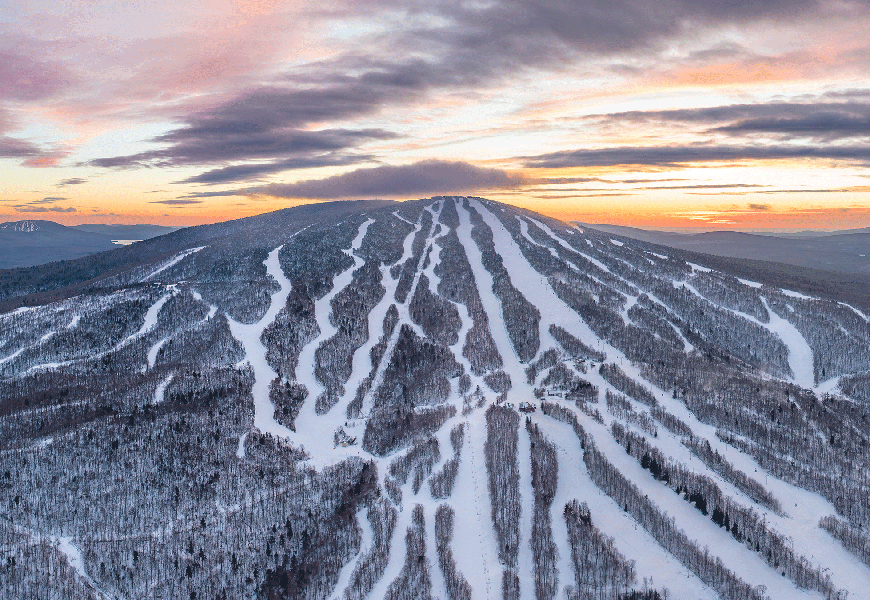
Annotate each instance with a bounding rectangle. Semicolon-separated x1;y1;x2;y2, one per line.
226;245;296;440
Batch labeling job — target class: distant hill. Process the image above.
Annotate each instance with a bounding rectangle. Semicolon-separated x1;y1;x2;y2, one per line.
582;223;870;275
0;220;179;269
71;223;179;241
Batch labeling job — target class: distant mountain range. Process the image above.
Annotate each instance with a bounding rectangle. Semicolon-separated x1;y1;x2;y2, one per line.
583;223;870;276
0;220;180;269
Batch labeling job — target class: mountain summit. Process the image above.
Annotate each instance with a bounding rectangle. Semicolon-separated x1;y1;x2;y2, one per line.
1;198;869;600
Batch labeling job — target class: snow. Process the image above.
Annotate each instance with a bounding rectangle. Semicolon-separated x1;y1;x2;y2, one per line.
55;536;120;599
0;346;26;366
677;281;815;388
687;262;712;273
540;414;718;600
761;297;815;388
236;432;249;459
141;246;205;282
451;415;499;600
572;404;822;599
331;506;373;600
356;205;445;425
738;277;763;288
119;288;176;348
610;239;624;247
516;419;534;600
291;218;373;466
153;374;174;404
456;200;536;372
147;337;169;368
583;349;870;599
839;302;870;322
781;289;815;300
646;251;668;260
227;244;297;440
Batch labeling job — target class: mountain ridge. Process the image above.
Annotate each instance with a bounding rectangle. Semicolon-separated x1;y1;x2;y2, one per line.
1;197;869;600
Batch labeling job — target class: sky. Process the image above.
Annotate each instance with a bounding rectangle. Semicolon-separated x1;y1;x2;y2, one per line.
1;0;870;230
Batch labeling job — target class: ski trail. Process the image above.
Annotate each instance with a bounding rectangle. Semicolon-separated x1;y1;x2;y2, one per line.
291;218;372;466
761;297;815;388
331;219;420;434
393;210;416;226
147;337;169;368
153;374;174;404
569;405;821;599
425;503;448;600
588;354;870;599
118;287;176;348
451;415;498;600
236;432;249;459
515;417;534;600
679;280;814;387
55;535;122;600
543;413;717;599
142;246;205;282
226;244;296;440
359;203;443;419
839;301;870;322
332;506;373;600
367;500;414;600
455;199;533;381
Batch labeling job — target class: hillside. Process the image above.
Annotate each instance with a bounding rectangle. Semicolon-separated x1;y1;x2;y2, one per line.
0;220;179;270
584;224;870;276
1;198;869;600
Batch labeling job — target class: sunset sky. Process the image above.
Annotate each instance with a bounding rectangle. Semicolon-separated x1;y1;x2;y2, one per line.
2;0;870;229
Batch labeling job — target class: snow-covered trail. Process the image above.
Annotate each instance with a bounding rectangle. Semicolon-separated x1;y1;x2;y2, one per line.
141;246;205;282
761;297;815;388
679;279;815;387
291;219;373;466
153;374;174;405
451;415;499;600
569;404;823;599
227;245;296;440
456;200;544;387
602;384;870;599
583;349;870;599
358;204;443;419
464;200;849;596
332;505;373;600
538;413;718;600
366;498;414;600
332;216;422;428
515;419;534;600
118;287;177;348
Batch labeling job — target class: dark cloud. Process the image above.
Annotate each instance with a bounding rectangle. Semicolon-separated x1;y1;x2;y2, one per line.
238;160;527;199
748;203;773;210
13;205;76;213
523;144;870;168
39;196;67;202
176;154;373;185
589;100;870;141
0;135;43;159
84;0;855;183
57;177;86;186
91;128;393;169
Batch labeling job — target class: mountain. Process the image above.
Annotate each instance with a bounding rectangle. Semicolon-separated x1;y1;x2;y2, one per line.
0;220;179;270
584;223;870;276
71;223;180;241
1;197;869;600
